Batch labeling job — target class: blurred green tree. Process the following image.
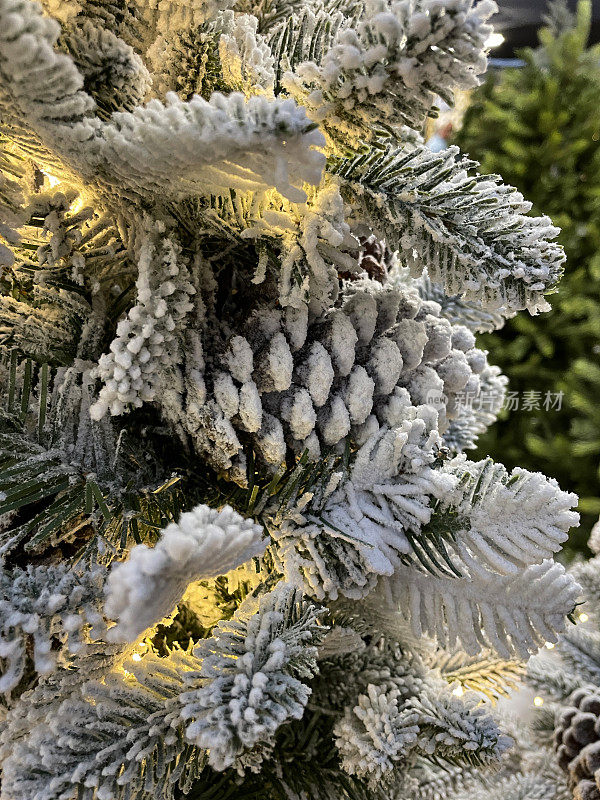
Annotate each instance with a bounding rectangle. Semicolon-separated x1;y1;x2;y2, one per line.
455;0;600;552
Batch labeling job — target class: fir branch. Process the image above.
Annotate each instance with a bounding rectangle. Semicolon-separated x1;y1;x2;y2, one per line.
0;355;205;562
180;583;327;770
430;649;524;703
557;625;600;685
0;648;206;800
278;0;495;149
382;557;580;659
104;503;266;642
96;92;327;204
430;456;579;577
0;562;106;693
334;142;565;314
526;652;587;702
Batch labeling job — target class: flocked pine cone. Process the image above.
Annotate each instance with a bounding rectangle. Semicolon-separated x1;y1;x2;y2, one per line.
160;276;492;483
555;686;600;800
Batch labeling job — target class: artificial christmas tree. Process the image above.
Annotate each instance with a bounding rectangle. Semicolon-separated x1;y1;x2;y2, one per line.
0;0;584;798
455;0;600;548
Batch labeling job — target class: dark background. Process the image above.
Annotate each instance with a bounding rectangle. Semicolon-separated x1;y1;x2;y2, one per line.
492;0;600;56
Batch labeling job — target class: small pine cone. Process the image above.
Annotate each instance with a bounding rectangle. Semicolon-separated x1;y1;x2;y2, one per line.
164;278;492;482
555;687;600;800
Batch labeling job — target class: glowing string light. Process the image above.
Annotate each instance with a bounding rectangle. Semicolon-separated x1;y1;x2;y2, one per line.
485;32;505;49
71;195;85;214
41;169;61;188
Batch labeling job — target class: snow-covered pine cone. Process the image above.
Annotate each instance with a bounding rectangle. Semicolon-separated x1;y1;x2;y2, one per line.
554;687;600;800
160;276;492;483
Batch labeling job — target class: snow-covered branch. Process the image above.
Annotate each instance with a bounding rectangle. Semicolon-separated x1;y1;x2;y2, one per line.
105;504;266;641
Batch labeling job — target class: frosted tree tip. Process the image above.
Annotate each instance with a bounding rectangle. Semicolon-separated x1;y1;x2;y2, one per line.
105;504;266;642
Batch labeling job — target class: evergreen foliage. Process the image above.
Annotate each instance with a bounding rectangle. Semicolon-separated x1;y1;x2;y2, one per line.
0;0;584;797
455;0;600;548
450;524;600;800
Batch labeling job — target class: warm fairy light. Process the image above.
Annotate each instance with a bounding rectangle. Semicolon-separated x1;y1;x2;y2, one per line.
452;685;465;697
533;696;544;707
544;642;555;650
41;169;61;188
71;195;85;213
485;32;505;49
579;612;590;623
131;652;142;662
